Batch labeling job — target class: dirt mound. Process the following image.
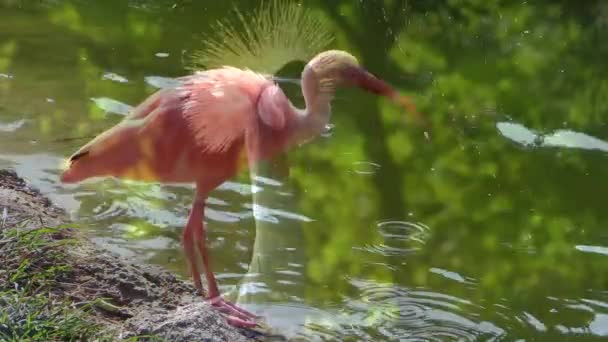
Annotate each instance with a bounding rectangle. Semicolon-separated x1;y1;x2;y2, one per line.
0;169;256;341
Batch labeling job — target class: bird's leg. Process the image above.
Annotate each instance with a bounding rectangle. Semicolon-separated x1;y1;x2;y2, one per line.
182;201;205;296
187;194;258;328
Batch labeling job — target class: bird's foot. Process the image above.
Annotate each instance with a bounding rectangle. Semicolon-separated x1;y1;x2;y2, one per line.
207;296;259;328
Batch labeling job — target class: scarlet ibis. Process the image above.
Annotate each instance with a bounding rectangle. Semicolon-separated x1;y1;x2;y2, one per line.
61;49;417;327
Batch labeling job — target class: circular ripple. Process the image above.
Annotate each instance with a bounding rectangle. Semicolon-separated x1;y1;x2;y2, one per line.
352;161;382;175
377;220;430;243
406;324;485;342
358;243;416;257
360;220;431;257
346;280;505;341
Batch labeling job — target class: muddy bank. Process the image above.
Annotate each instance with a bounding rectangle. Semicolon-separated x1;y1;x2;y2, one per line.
0;169;263;341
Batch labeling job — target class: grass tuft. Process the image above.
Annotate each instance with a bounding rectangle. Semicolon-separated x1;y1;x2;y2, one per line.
0;225;112;341
0;289;109;341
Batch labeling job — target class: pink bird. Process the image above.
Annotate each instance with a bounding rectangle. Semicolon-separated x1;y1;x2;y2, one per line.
61;50;417;328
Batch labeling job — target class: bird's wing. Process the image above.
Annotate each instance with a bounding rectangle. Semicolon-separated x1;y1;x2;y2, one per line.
124;88;169;121
256;84;289;130
179;71;267;154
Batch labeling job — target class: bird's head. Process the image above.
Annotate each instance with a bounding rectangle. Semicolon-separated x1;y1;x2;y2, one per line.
303;50;419;121
307;50;360;84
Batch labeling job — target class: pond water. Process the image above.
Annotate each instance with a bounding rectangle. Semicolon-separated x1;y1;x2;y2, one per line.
2;1;608;340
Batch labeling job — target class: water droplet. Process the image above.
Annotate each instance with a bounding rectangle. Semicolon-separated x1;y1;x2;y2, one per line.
321;123;335;137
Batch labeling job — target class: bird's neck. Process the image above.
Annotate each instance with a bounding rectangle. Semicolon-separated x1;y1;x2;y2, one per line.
290;106;330;146
293;65;334;144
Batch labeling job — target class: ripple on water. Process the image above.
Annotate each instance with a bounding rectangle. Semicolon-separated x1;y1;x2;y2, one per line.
290;281;505;341
297;322;347;341
0;119;25;132
358;220;430;257
91;97;134;116
205;207;248;223
253;175;283;187
348;280;505;341
244;203;313;224
144;75;182;89
351;161;382;175
102;71;129;83
546;297;608;337
575;244;608;256
429;267;474;285
92;200;128;220
378;220;430;243
91;196;187;227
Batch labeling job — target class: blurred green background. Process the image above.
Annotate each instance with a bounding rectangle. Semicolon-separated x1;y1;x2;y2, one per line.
1;0;608;340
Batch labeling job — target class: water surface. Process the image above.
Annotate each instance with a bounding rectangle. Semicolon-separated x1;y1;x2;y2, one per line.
2;1;608;340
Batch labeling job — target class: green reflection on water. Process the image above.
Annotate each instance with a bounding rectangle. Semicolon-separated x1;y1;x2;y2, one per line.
1;0;608;340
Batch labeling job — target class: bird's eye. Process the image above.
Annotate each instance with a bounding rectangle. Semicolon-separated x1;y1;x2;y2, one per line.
69;150;89;162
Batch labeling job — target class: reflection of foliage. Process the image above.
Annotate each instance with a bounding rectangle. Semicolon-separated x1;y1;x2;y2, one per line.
290;0;608;335
0;40;16;99
2;0;608;338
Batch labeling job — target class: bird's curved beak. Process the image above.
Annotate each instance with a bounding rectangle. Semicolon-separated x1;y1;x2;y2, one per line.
342;66;426;126
60;161;79;183
60;152;89;183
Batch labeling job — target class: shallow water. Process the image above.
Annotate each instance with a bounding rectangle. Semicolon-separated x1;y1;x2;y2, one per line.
2;1;608;340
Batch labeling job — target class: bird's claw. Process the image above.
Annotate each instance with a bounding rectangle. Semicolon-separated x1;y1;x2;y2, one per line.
207;296;259;328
